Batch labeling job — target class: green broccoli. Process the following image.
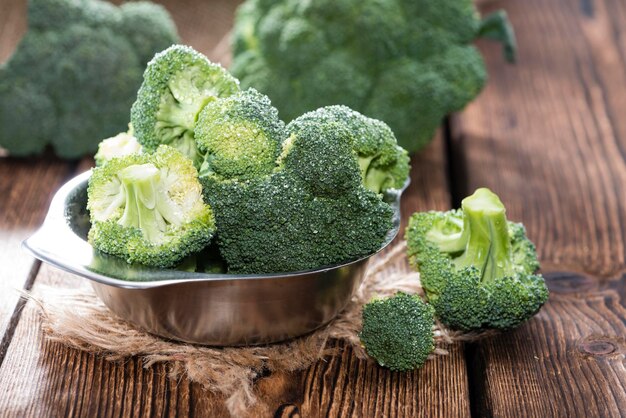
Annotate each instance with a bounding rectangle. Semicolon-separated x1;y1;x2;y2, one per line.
87;145;215;268
231;0;516;152
195;88;285;181
0;0;179;158
406;188;548;330
131;45;240;165
285;105;410;194
94;126;142;166
359;292;435;372
199;102;399;273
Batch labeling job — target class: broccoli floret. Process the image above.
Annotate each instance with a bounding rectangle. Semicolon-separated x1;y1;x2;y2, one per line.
131;45;240;164
203;171;393;274
200;105;396;274
94;126;142;166
231;0;516;152
406;188;548;330
0;0;180;158
285;106;410;193
195;88;285;181
359;292;435;372
87;146;215;268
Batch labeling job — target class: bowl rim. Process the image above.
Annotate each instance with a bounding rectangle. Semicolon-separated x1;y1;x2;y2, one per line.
23;170;409;289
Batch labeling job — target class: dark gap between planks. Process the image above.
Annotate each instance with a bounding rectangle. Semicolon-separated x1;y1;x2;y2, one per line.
443;116;489;417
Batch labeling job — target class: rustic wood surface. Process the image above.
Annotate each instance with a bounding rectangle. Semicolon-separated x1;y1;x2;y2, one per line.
0;0;624;416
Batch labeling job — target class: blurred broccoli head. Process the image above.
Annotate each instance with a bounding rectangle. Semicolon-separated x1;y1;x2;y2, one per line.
87;145;215;268
131;45;240;164
360;292;435;372
231;0;516;152
0;0;180;158
195;88;285;181
406;188;548;330
0;76;55;156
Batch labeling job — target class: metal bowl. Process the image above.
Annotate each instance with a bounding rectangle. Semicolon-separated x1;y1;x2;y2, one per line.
23;171;408;346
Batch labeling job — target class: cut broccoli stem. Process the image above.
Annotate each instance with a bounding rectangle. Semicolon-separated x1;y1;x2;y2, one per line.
358;155;376;181
477;10;517;63
452;188;513;282
117;163;181;243
363;166;392;194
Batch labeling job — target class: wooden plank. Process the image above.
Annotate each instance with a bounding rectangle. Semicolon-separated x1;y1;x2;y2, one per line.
450;0;626;415
0;0;26;63
0;158;73;357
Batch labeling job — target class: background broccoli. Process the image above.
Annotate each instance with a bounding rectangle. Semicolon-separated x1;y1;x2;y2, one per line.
87;145;215;268
0;0;179;158
231;0;517;152
406;188;549;330
359;292;435;372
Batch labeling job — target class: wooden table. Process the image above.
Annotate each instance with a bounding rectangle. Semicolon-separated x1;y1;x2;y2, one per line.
1;0;625;416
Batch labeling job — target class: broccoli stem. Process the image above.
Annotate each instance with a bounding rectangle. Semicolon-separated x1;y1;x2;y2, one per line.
364;167;390;194
452;188;513;282
477;10;517;63
117;163;180;243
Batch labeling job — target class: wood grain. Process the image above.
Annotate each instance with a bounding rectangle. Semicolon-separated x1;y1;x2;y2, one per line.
0;158;73;358
450;0;626;415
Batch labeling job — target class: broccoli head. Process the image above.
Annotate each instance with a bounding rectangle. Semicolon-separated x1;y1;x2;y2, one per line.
195;88;285;181
231;0;516;152
199;104;398;273
0;0;179;158
131;45;240;164
87;146;215;268
359;292;435;372
406;188;548;330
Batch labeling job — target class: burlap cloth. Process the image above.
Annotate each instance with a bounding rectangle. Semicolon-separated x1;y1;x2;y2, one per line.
27;242;491;416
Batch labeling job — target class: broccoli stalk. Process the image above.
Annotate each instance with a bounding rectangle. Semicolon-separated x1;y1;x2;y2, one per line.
360;292;435;372
452;189;514;280
406;188;548;331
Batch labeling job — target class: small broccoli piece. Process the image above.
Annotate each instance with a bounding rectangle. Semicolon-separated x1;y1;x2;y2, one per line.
195;88;285;181
94;126;142;166
0;0;180;158
360;292;435;372
131;45;240;164
406;188;548;330
231;0;516;152
87;145;215;268
284;106;410;194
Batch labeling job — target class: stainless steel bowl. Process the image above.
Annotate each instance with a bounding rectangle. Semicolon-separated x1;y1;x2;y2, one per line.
24;171;408;346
